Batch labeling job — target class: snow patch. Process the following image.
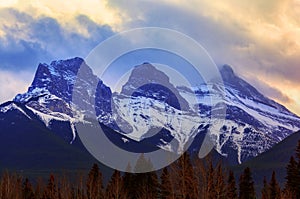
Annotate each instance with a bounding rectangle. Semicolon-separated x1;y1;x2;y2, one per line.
121;137;129;143
0;103;31;119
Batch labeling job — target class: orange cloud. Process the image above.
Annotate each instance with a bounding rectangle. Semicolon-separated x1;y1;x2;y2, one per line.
0;0;123;32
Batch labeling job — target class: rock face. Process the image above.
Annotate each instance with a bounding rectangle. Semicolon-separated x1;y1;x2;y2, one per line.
120;63;190;111
12;57;112;143
190;64;300;163
1;58;300;165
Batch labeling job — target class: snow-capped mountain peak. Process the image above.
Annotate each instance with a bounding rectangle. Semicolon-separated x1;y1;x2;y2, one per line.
11;57;112;143
120;63;191;111
2;58;300;164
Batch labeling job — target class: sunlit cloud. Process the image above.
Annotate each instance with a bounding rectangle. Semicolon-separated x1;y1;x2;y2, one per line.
0;69;33;102
0;0;122;31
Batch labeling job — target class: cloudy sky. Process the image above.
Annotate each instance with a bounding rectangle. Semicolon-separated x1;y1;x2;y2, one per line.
0;0;300;115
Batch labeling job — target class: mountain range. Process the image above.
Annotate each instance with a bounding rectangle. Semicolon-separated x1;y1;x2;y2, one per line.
1;57;300;174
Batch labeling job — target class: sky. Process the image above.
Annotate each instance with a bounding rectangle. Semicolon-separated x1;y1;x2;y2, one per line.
0;0;300;115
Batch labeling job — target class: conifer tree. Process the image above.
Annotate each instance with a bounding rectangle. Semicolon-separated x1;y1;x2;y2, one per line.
283;141;300;199
136;171;159;199
294;140;300;196
105;170;124;199
226;170;238;199
134;154;152;172
23;178;35;199
174;152;198;199
35;177;45;199
160;167;172;199
215;164;226;199
206;161;216;199
59;174;72;199
239;167;255;199
269;171;280;199
0;172;22;199
87;163;104;199
261;177;269;199
146;161;159;198
296;140;300;162
76;173;86;199
122;163;135;199
194;156;216;198
45;174;58;199
285;156;297;189
134;155;159;199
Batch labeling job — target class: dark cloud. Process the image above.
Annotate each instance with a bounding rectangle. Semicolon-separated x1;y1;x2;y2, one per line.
108;0;252;66
0;37;49;71
0;8;114;71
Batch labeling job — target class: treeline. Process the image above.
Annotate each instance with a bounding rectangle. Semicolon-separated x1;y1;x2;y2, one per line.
1;141;300;199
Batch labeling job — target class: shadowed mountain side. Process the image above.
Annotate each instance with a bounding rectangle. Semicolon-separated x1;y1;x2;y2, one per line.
231;130;300;196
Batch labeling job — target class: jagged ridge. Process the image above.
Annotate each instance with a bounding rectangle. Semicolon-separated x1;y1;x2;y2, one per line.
1;58;299;165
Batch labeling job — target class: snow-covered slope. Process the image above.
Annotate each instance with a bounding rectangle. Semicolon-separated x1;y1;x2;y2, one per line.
2;58;299;164
111;94;203;153
180;65;300;163
108;63;300;163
